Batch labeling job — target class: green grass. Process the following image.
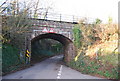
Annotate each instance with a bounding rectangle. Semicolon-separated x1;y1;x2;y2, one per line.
68;53;118;79
2;44;22;74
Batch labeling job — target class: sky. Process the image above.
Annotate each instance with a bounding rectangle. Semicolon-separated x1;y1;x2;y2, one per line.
0;0;119;23
53;0;119;23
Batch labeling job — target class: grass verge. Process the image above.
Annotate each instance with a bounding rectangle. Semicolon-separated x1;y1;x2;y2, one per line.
68;53;118;79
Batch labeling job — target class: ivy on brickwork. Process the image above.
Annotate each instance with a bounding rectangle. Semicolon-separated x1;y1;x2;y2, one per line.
72;24;82;49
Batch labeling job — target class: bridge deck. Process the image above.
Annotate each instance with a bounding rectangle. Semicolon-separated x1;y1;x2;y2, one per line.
30;18;78;24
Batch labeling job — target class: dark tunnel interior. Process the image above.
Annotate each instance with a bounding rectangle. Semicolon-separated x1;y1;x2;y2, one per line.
31;33;74;63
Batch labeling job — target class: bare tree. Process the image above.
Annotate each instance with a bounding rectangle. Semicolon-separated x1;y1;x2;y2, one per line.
33;0;39;18
1;0;54;41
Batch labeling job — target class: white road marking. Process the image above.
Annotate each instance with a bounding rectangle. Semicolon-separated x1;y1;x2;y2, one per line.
57;76;60;79
57;65;63;79
58;73;61;76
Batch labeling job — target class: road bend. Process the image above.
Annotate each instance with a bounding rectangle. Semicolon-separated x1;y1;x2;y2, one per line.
3;55;105;79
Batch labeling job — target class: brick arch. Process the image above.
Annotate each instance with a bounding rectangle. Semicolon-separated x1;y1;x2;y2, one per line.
31;33;76;63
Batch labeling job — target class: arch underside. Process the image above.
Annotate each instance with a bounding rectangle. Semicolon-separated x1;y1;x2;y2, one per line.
31;33;76;62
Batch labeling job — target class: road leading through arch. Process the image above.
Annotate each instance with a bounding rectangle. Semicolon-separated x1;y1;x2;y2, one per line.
31;33;76;63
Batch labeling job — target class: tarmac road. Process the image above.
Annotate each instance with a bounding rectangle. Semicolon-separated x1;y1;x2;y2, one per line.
2;55;107;79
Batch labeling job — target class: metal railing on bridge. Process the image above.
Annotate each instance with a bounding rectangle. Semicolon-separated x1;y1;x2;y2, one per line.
28;11;82;23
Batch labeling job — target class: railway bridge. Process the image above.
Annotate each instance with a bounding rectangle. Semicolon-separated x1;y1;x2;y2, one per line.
25;18;78;63
1;15;78;64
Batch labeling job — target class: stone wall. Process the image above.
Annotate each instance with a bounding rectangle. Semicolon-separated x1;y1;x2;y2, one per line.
31;19;74;41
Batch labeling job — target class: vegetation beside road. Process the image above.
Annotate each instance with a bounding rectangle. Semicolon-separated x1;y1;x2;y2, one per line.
69;18;119;79
2;44;22;75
